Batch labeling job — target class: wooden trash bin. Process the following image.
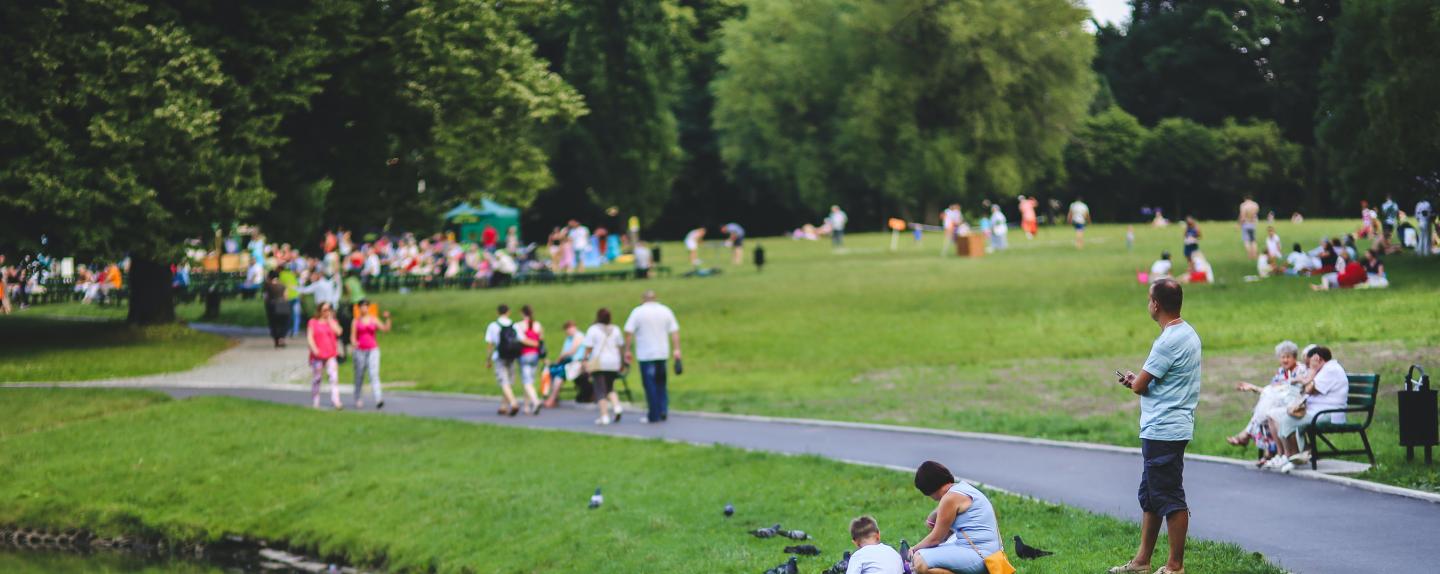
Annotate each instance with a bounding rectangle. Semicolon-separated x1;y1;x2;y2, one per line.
955;233;986;257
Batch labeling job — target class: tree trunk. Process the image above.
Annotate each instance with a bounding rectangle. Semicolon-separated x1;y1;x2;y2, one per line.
126;258;176;325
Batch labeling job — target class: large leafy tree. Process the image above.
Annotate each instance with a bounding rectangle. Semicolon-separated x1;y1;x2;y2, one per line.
534;0;685;227
713;0;1095;221
396;0;586;211
1095;0;1288;126
1064;107;1148;221
1317;0;1440;206
0;0;269;323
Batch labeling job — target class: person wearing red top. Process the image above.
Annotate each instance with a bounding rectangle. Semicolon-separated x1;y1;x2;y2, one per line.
481;226;498;251
350;299;392;410
1313;255;1366;290
307;302;344;410
515;304;545;415
1017;195;1039;239
1337;259;1367;288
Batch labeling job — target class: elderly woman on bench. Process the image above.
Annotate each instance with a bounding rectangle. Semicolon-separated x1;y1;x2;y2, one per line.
1264;345;1348;473
1227;341;1308;467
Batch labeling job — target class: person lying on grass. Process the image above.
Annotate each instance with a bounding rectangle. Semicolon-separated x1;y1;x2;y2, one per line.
908;460;1012;574
846;516;904;574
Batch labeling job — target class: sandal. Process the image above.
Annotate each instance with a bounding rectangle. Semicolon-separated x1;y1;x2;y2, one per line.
497;406;509;415
1226;433;1251;447
508;405;520;417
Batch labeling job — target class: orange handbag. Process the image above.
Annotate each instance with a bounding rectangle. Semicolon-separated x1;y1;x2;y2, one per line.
959;529;1017;574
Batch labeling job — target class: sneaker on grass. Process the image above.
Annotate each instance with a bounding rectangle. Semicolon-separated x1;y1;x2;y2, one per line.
1107;561;1149;573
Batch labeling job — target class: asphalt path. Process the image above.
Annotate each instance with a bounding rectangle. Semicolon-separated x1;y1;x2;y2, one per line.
155;386;1439;574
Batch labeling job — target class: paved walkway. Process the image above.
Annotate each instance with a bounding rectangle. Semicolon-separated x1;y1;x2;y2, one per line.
14;329;1440;574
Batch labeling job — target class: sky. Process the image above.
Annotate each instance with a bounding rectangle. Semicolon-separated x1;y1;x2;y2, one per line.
1085;0;1131;27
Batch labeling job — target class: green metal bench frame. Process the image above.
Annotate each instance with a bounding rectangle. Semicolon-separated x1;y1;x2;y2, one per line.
1305;373;1379;469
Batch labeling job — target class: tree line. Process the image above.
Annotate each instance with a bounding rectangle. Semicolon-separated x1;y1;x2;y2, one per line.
2;0;1437;322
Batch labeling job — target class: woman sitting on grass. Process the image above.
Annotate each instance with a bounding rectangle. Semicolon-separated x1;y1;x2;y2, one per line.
909;460;1010;574
1226;341;1307;466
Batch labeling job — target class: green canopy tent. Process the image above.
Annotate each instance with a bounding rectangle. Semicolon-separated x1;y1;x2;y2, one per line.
444;200;520;245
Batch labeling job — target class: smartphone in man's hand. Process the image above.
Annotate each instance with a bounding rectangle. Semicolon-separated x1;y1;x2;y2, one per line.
1116;369;1133;388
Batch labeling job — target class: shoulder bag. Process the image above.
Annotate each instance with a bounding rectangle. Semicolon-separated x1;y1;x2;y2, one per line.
959;528;1016;574
585;326;617;373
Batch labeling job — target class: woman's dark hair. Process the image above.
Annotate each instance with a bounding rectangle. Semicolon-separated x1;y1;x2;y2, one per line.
1160;251;1170;261
1307;345;1333;362
317;302;333;314
358;299;370;307
1292;243;1302;253
268;270;280;280
914;460;955;496
596;308;611;324
522;304;534;318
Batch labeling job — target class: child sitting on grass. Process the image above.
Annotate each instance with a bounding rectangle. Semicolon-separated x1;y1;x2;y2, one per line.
847;516;904;574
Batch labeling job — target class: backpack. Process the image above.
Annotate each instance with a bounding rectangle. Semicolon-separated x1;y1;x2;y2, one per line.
495;321;522;360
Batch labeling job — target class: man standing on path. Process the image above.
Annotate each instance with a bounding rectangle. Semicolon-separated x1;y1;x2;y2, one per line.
484;304;524;416
828;205;848;248
1111;278;1200;574
624;290;681;423
1068;198;1091;249
1238;195;1260;259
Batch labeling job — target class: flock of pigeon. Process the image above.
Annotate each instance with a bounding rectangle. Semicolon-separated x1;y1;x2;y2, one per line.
586;487;1052;573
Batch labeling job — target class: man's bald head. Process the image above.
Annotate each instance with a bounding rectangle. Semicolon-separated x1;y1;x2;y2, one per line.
642;290;657;302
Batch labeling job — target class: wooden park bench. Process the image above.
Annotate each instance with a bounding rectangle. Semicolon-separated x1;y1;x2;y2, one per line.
1304;373;1379;469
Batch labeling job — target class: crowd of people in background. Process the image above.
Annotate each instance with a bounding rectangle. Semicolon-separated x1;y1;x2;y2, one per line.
1137;192;1437;289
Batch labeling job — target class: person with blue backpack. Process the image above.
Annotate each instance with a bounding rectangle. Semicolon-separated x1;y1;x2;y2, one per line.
485;303;525;416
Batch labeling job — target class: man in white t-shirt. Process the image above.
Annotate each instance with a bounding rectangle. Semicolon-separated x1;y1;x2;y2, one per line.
846;516;903;574
484;304;523;415
1068;198;1091;249
1149;252;1173;282
624;290;681;423
1285;243;1312;276
941;204;963;246
633;242;654;279
829;205;849;247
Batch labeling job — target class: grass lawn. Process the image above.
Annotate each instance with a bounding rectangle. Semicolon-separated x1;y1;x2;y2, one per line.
0;388;1282;573
14;219;1440;492
0;316;229;383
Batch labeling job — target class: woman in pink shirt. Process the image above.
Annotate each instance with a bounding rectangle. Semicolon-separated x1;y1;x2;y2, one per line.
350;299;392;410
307;302;344;410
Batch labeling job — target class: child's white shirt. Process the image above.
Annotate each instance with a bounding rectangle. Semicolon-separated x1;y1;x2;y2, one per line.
847;542;904;574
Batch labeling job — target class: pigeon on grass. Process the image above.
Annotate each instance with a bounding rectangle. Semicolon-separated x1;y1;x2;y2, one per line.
588;487;603;509
1013;535;1053;559
749;524;782;538
761;556;798;574
783;544;821;556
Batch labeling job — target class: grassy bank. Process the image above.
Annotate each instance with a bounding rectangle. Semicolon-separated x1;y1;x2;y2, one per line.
16;220;1440;491
0;317;228;383
0;388;1281;573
